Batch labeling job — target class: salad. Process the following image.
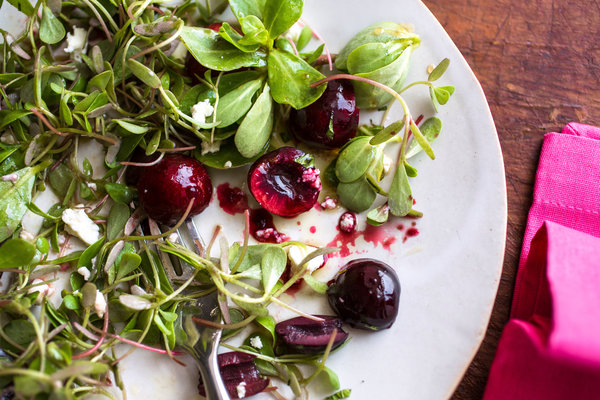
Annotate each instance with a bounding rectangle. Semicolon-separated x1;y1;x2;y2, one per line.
0;0;454;399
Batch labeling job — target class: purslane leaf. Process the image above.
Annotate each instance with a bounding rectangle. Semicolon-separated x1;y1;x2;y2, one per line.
235;83;274;158
39;5;66;44
262;0;303;39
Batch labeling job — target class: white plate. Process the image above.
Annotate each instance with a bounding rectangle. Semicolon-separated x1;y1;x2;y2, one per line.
1;0;506;399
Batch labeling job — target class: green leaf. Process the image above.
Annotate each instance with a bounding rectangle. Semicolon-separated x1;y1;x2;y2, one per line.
232;297;269;317
239;15;269;46
106;202;129;241
48;163;74;195
406;117;442;159
39;5;66;44
235;83;273;158
325;389;352;400
216;78;263;128
321;366;341;390
127;59;162;89
219;22;260;53
105;182;135;204
77;237;105;269
337;178;377;212
0;109;31;130
428;58;450;81
261;246;287;294
433;85;455;105
0;238;36;268
6;0;34;16
336;22;420;70
335;137;375;183
369;120;404;146
296;26;312;51
0;167;35;242
88;70;112;91
180;27;267;71
195;138;265;169
116;253;141;281
352;46;416;109
262;0;303;39
267;49;326;109
409;120;435;160
388;162;413;217
367;203;390;226
255;315;277;343
229;0;265;21
347;41;410;74
113;119;150;134
303;274;328;294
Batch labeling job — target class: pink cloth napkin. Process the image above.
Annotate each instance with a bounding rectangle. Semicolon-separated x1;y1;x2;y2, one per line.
484;123;600;400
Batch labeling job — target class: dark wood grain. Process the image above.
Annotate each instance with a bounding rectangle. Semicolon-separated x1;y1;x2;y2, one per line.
419;1;600;398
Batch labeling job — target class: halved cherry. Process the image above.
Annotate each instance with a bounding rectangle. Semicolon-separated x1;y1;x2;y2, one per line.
248;147;321;217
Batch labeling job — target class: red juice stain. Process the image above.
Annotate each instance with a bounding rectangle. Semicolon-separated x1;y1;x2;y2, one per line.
363;224;396;250
249;208;289;243
217;183;248;215
327;229;362;258
310;226;317;234
327;224;397;257
297;221;301;226
403;227;420;243
397;224;404;231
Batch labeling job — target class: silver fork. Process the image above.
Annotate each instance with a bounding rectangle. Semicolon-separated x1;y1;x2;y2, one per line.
146;219;230;400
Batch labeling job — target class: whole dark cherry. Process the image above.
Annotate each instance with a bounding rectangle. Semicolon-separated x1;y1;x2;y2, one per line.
248;147;321;217
327;258;400;330
198;351;269;399
288;80;359;149
137;154;212;226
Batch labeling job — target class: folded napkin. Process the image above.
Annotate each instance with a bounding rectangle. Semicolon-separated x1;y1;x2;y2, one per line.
484;123;600;400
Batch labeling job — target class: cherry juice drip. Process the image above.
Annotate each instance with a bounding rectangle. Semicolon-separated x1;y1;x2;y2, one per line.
249;208;289;243
217;183;249;215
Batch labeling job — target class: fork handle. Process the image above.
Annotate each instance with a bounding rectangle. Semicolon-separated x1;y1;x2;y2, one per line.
197;350;231;400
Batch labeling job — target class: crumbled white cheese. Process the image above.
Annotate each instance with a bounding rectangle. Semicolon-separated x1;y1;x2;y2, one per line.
339;212;356;233
94;290;106;318
320;196;338;210
130;285;147;296
301;168;321;190
167;232;179;243
2;173;18;183
287;244;325;273
200;140;221;155
382;154;393;175
249;336;263;349
64;27;88;61
191;99;214;126
28;279;55;303
87;182;97;191
77;266;91;281
236;382;246;399
61;206;100;245
19;230;35;242
223;160;232;168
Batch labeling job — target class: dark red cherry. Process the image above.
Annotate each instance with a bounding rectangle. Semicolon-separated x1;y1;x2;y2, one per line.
198;352;269;399
137;154;212;226
248;147;321;217
327;258;400;330
288;80;359;149
275;315;348;355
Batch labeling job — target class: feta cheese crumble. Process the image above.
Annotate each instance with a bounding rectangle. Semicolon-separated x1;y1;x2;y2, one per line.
200;140;221;155
61;206;101;245
77;267;91;281
301;168;321;190
249;336;263;349
191;99;214;126
19;229;35;242
223;160;232;168
287;244;325;273
28;279;55;303
320;196;338;210
382;154;393;175
339;212;356;233
2;173;18;183
236;382;246;399
64;27;88;61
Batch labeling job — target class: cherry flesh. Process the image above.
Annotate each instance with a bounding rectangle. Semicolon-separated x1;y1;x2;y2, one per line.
275;315;348;355
198;352;269;399
137;154;213;226
217;183;249;215
327;258;400;330
249;208;289;243
288;80;359;149
248;147;321;217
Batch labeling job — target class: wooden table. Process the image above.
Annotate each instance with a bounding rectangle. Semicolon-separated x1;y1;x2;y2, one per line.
420;0;600;398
